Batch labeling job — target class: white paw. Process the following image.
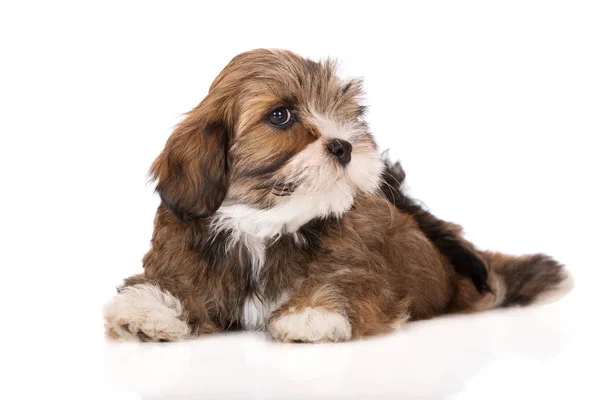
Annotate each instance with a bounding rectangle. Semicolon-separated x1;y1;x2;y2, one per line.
268;307;352;343
103;284;190;342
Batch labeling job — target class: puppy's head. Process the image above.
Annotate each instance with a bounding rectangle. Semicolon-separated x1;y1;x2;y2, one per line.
151;49;383;226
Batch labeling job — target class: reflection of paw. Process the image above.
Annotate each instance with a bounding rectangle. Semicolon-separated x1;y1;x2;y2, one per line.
268;307;352;343
103;284;190;342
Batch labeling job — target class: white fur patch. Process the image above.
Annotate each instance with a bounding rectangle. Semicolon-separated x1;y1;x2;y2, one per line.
214;183;355;239
242;292;290;331
103;284;190;342
309;112;361;141
533;267;574;305
268;307;352;343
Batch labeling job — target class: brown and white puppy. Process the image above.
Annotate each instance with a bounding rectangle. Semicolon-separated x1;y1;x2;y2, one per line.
103;49;573;343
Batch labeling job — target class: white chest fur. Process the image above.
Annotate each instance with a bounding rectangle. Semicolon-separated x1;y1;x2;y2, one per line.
214;232;289;331
212;186;355;241
237;238;290;330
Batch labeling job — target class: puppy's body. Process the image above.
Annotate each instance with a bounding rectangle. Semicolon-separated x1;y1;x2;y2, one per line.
104;50;572;342
115;194;459;340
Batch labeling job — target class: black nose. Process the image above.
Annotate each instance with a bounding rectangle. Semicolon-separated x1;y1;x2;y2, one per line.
326;139;352;165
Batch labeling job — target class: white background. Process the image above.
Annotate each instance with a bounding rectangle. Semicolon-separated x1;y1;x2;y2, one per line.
1;1;599;399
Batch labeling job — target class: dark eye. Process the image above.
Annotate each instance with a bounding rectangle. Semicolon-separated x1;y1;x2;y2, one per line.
267;107;293;127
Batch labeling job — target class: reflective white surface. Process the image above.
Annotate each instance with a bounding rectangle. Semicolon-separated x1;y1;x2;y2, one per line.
97;292;593;400
3;286;596;400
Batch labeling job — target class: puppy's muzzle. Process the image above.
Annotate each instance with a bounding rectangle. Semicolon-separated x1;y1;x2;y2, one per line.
327;139;352;166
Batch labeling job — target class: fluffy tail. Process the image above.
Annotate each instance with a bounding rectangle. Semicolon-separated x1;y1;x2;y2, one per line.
469;252;573;310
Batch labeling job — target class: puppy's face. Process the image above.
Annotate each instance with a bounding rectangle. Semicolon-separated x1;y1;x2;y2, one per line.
152;49;383;227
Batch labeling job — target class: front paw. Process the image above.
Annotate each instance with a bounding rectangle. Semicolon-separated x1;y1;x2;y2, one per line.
103;284;190;342
268;307;352;343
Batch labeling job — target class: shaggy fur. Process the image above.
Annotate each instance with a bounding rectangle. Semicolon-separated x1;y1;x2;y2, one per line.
104;49;572;343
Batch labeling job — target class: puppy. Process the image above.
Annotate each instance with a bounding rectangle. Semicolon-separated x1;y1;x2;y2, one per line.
104;49;572;343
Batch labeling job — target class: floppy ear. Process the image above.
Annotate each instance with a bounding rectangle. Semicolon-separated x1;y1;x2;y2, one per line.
150;103;230;223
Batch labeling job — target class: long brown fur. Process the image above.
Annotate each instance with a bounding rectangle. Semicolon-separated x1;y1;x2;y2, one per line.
103;49;572;343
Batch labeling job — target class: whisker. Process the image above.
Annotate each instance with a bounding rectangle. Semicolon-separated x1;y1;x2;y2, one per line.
380;180;399;207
